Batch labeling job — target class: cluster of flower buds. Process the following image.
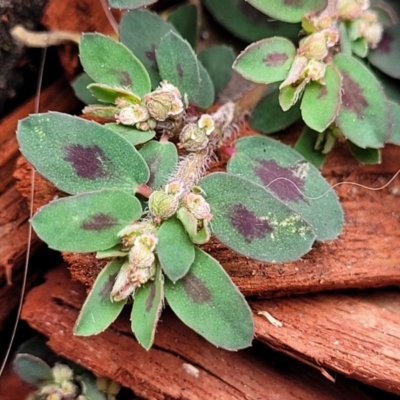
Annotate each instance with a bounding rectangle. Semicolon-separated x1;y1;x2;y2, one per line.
116;81;185;131
179;114;215;152
111;222;158;302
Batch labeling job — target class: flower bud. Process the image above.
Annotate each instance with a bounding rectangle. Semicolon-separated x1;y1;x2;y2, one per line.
110;262;135;301
197;114;215;135
280;55;308;89
158;81;182;99
179;123;209;152
118;221;156;249
149;191;180;220
165;180;184;197
304;59;327;83
185;193;212;220
298;31;329;60
52;363;73;383
116;104;149;125
145;90;184;121
337;0;369;20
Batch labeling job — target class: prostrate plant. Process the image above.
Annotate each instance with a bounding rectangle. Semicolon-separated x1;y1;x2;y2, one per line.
16;8;343;351
206;0;400;167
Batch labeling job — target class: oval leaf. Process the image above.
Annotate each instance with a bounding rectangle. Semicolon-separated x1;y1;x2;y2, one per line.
196;62;215;109
32;190;142;252
301;64;342;132
87;83;141;104
388;100;400;145
200;173;315;262
139;140;178;189
334;54;390;148
72;72;96;105
74;259;127;336
165;247;254;350
80;33;151;97
246;0;327;23
157;217;195;282
156;31;200;103
105;123;155;146
294;126;327;169
233;37;296;84
167;4;198;49
17;112;150;194
227;136;343;240
131;264;164;350
348;142;381;164
14;354;53;385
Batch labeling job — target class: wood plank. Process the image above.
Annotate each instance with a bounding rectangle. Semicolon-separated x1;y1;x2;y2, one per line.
20;265;373;400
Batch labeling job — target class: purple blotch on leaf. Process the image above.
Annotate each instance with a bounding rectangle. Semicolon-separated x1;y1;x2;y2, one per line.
64;144;109;179
146;44;159;72
230;204;272;243
238;1;268;24
81;213;118;231
99;272;118;301
176;63;184;79
264;53;288;67
377;31;393;54
182;271;212;304
255;159;307;203
145;281;157;312
145;155;161;189
119;71;132;86
318;85;328;99
341;71;368;119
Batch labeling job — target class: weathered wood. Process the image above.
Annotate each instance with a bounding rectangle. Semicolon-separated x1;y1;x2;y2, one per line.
21;265;374;400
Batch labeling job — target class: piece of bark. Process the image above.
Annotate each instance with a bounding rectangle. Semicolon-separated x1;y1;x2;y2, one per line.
251;290;400;396
21;264;374;400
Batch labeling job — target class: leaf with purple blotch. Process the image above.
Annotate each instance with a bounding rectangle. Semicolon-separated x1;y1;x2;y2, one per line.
157;217;195;283
167;3;198;49
156;31;201;103
227;136;343;240
120;9;178;88
139;140;178;189
13;354;53;385
368;23;400;79
233;37;296;84
105;123;155;146
108;0;157;9
31;189;142;252
164;247;254;350
17;112;149;194
131;264;164;350
387;100;400;145
334;54;391;149
246;0;327;23
202;0;300;43
301;64;342;132
195;62;215;109
80;33;151;98
71;72;96;105
74;258;127;336
87;83;141;104
348;142;381;164
199;172;315;262
294;126;327;169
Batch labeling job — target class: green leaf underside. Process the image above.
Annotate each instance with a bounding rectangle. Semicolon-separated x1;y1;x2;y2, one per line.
388;101;400;145
14;354;53;385
234;37;296;84
165;247;254;350
348;142;381;164
139;140;178;189
294;127;327;169
199;173;315;262
334;54;390;148
251;88;301;134
227;136;343;241
17;112;149;194
246;0;327;23
368;23;400;79
108;0;157;9
279;83;305;111
167;4;198;49
196;62;215;109
131;264;164;350
32;190;142;252
156;31;200;103
157;217;195;282
301;64;342;132
120;10;178;88
71;73;96;105
198;46;235;95
80;33;151;97
105;123;155;146
74;259;127;336
87;83;141;104
202;0;300;43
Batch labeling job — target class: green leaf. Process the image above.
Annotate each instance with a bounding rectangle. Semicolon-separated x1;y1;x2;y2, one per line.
139;140;178;189
368;23;400;79
157;217;195;282
279;80;307;111
13;354;53;385
195;62;215;109
294;126;327;169
233;37;296;84
120;9;178;88
108;0;157;9
202;0;300;43
31;189;142;252
301;64;342;132
251;86;301;134
198;45;235;95
156;31;200;103
105;123;155;146
334;54;390;148
227;136;343;241
74;259;127;336
17;112;149;194
71;73;96;105
80;33;151;97
351;37;369;58
199;172;316;262
388;100;400;145
87;83;141;104
348;142;381;164
246;0;327;23
79;373;107;400
167;4;198;49
96;244;127;259
165;247;254;350
131;264;164;350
